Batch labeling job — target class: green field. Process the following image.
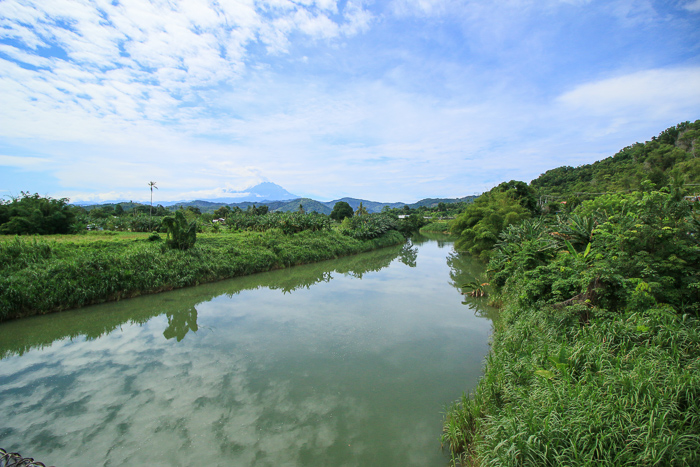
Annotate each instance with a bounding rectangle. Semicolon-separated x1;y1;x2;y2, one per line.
0;229;405;322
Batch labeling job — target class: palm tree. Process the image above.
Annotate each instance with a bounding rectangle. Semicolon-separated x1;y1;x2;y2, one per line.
148;181;158;218
356;202;368;216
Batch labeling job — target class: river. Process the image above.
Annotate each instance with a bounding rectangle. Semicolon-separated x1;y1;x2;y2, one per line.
0;234;495;466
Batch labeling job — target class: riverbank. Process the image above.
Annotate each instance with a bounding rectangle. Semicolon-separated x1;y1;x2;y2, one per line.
419;221;451;233
443;303;700;466
443;190;700;465
0;229;405;322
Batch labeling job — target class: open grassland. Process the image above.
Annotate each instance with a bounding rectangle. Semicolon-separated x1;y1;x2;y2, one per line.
0;229;405;321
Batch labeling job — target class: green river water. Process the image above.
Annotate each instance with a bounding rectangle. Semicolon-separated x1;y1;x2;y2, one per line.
0;235;495;466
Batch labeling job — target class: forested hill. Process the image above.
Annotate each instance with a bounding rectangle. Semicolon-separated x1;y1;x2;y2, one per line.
531;120;700;197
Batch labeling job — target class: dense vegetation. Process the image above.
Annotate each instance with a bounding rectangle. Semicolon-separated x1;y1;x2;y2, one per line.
444;121;700;465
449;181;538;260
0;192;77;235
532;121;700;200
0;228;405;322
2;188;447;321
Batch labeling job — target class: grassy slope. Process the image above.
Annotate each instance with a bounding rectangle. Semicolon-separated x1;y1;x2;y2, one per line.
0;229;405;321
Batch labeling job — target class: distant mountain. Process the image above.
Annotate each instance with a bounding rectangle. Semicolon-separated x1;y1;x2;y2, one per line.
76;184;477;214
407;196;477;209
198;182;298;204
323;197;405;213
274;198;333;215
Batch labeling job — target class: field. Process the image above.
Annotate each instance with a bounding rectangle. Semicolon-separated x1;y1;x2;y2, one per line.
0;229;405;322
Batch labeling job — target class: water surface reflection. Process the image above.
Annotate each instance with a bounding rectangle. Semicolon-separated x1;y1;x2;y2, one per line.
0;238;494;466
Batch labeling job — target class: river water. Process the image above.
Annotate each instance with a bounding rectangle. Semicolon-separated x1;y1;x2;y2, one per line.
0;235;495;467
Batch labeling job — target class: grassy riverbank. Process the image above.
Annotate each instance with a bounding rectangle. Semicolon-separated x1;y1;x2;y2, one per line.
0;229;405;322
420;220;451;233
443;189;700;465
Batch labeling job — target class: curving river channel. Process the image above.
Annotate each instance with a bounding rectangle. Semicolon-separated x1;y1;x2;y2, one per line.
0;234;495;467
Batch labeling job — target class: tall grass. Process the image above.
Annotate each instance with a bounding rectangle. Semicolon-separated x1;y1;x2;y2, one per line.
442;304;700;466
420;221;451;233
0;229;405;321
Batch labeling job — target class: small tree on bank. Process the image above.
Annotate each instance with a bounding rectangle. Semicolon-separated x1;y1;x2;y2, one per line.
330;201;354;221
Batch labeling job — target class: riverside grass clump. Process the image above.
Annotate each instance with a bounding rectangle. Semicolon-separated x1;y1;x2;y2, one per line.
0;228;405;321
444;189;700;466
420;220;451;233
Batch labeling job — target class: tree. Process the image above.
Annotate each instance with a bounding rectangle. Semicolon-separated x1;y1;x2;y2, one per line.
356;202;368;216
148;181;158;218
0;192;77;235
114;204;124;216
330;201;354;221
213;206;231;219
298;203;305;214
450;189;531;260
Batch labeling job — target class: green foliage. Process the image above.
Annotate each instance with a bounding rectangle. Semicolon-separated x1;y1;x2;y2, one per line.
225;211;330;234
355;202;369;216
445;190;700;465
444;122;700;465
531;120;700;198
330;201;354;221
396;212;429;235
162;211;197;250
0;229;405;321
0;192;77;235
213;205;231;219
444;305;700;466
339;213;399;240
420;221;450;233
451;188;531;260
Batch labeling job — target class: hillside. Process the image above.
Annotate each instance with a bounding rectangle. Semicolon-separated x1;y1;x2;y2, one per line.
274;198;332;215
79;195;475;215
408;196;477;208
531;120;700;198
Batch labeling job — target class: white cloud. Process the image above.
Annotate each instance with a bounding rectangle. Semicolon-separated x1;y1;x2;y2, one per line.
0;155;50;168
557;67;700;119
683;0;700;12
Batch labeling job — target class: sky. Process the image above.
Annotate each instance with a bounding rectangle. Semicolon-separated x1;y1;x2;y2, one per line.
0;0;699;204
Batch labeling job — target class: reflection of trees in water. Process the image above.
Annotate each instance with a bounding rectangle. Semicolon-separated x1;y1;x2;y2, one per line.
446;251;499;320
163;306;199;341
398;241;418;268
0;242;408;358
411;232;454;248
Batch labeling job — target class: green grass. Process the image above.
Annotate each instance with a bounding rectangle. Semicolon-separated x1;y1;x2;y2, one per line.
420;221;451;233
442;304;700;466
0;229;405;321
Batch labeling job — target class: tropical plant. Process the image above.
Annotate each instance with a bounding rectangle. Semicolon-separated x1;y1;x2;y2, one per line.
355;202;368;216
451;189;531;260
148;181;158;218
161;211;197;250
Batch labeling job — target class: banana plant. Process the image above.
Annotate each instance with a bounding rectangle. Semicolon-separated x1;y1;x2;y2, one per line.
161;211;197;250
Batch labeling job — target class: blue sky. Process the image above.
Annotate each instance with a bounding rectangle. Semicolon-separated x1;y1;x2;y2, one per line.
1;0;699;204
